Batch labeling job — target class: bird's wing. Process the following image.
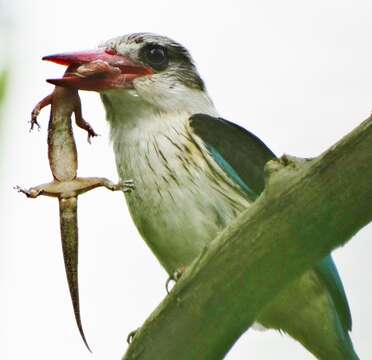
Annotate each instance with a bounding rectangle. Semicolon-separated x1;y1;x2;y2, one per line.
189;113;352;332
315;256;352;331
189;114;275;199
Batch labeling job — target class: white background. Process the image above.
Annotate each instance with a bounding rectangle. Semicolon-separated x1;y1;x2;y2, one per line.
1;1;371;359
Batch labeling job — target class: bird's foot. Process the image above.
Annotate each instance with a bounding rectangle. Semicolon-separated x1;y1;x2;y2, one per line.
165;266;187;294
127;328;140;344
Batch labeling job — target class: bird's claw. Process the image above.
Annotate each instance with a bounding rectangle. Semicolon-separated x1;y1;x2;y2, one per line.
127;328;140;344
165;267;185;294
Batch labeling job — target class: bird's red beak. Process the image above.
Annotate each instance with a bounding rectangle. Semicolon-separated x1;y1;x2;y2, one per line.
43;49;152;91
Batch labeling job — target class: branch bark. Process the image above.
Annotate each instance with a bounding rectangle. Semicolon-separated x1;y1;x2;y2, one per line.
123;116;372;360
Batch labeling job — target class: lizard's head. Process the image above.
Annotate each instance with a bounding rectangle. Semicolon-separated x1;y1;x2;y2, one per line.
43;33;208;113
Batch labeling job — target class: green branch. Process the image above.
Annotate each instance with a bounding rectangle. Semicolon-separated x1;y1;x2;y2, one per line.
122;115;372;359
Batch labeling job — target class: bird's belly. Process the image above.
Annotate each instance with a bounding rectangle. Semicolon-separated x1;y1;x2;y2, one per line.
113;122;251;274
125;173;248;274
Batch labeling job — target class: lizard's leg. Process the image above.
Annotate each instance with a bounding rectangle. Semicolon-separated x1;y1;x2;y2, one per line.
14;185;43;198
14;181;63;198
73;94;98;143
72;177;135;196
30;93;53;131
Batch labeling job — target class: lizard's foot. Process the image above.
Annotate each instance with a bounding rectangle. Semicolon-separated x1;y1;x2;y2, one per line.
68;177;135;196
14;185;42;198
127;328;140;344
74;114;99;143
165;266;186;294
73;94;99;143
121;179;135;192
30;94;53;132
30;115;41;132
104;179;135;192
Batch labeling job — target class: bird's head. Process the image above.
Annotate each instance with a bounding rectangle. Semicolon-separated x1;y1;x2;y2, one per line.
44;33;214;115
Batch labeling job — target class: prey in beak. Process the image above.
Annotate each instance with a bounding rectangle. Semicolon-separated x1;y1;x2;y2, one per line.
43;48;152;91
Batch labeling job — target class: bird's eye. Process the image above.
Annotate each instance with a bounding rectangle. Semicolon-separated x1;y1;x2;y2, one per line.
143;45;168;70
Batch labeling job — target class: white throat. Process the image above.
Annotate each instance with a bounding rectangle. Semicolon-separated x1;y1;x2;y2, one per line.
102;82;218;125
101;86;219;180
101;85;219;150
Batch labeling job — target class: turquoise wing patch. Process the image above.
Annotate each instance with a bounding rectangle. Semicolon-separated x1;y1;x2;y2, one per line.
206;144;257;198
315;255;352;331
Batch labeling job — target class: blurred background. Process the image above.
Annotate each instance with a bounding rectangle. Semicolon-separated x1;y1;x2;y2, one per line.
1;0;372;359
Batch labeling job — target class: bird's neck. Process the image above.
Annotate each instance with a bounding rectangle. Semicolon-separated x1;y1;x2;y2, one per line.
101;88;218;151
102;88;217;128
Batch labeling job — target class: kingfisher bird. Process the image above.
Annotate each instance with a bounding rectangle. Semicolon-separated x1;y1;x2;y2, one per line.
45;33;359;360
